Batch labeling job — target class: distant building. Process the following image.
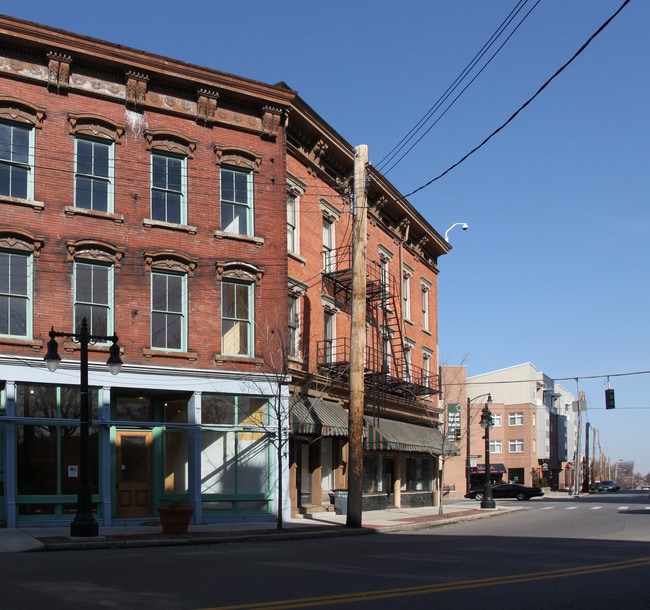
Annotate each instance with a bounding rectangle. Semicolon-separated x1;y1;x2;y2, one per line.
441;363;577;495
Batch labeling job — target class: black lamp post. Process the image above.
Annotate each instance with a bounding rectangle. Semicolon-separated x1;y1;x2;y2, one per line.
44;317;122;537
479;395;496;509
466;393;492;495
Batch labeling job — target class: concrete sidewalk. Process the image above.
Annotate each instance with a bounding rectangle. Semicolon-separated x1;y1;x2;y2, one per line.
0;502;518;553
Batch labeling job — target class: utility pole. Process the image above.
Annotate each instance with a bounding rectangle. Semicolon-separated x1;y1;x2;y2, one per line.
573;390;584;496
583;422;590;492
346;144;368;528
465;397;471;494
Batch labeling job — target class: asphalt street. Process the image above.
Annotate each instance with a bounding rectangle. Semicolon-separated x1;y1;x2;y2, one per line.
0;490;648;609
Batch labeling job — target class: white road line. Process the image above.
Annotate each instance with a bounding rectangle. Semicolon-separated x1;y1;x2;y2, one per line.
589;506;602;510
566;506;578;510
618;506;630;510
541;506;554;510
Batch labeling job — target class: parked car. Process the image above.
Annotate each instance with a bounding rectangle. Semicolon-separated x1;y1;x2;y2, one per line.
465;483;544;501
596;480;620;492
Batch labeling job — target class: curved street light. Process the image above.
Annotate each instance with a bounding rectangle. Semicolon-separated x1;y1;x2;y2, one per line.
444;222;469;243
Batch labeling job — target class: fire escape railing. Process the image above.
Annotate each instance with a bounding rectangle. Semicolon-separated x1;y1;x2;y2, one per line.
319;245;438;398
317;338;437;398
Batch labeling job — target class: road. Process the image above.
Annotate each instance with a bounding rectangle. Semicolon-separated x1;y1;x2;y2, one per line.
0;490;648;609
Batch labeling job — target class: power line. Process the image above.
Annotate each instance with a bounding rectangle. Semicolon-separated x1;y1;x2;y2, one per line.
377;0;540;175
458;368;650;388
403;0;632;199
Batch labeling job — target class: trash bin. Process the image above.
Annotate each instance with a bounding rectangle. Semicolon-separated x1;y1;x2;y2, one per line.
334;489;348;515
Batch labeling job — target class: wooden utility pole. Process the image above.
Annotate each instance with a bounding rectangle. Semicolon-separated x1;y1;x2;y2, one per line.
346;144;368;528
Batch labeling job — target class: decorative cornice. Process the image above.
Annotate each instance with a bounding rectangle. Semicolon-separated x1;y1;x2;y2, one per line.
67;112;125;143
0;228;45;257
0;96;46;128
215;260;264;286
261;105;284;140
65;238;125;268
213;145;262;171
47;51;72;93
144;128;197;157
143;250;198;277
196;88;219;126
125;70;149;110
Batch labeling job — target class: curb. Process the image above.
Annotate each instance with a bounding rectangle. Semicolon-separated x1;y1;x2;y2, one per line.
33;507;518;552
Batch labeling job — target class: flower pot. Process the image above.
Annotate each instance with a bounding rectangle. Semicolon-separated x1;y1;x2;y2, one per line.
157;505;195;535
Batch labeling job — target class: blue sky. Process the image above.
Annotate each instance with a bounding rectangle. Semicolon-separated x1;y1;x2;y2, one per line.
3;1;648;474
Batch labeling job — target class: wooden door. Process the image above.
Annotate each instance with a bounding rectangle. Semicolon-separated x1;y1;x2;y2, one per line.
116;431;152;517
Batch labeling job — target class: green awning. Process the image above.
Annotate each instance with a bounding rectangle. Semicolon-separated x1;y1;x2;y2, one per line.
290;396;348;437
363;416;445;455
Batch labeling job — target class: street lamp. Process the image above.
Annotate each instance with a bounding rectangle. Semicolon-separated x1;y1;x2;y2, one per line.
466;393;492;494
44;317;122;537
444;222;469;243
479;396;496;509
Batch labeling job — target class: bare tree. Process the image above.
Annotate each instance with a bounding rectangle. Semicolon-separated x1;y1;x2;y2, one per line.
241;306;334;529
429;364;467;515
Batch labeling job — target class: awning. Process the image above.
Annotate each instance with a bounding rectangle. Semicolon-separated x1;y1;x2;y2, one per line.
290;396;348;437
363;416;444;455
471;463;507;474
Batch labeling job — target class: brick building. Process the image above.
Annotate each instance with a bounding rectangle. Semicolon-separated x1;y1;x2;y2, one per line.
0;15;452;529
441;363;576;497
0;15;294;528
285;97;450;514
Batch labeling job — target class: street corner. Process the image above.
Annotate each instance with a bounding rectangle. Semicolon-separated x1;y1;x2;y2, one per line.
0;529;46;553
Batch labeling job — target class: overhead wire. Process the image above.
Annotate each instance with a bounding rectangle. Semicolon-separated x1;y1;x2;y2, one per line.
376;0;539;175
403;0;632;200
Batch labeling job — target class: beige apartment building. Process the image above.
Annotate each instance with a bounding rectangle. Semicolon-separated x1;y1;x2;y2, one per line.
441;363;577;496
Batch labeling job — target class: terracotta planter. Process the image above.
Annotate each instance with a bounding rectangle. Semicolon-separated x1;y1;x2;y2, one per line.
157;505;195;534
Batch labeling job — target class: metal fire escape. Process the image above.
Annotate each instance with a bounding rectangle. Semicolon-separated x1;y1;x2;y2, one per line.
317;245;438;404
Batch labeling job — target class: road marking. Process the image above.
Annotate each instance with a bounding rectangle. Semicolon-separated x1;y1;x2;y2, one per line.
565;506;577;510
618;506;629;510
204;557;650;609
541;506;554;510
590;506;602;510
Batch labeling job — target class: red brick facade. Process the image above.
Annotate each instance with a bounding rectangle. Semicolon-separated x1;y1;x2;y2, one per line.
0;15;452;526
0;16;292;372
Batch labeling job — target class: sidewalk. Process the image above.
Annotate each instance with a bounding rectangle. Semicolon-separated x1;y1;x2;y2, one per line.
0;502;519;553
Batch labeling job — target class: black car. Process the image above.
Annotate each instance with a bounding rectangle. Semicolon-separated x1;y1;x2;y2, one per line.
465;483;544;501
596;480;620;492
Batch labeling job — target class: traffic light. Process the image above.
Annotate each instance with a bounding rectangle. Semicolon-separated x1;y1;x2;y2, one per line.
454;428;461;442
605;388;615;410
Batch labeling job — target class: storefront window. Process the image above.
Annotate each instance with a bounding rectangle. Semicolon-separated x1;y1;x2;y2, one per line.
401;456;433;492
363;454;393;494
200;394;270;499
16;384;98;420
237;431;269;494
237;396;267;426
202;394;235;424
115;396;152;421
164;429;189;493
163;398;189;493
15;383;100;515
